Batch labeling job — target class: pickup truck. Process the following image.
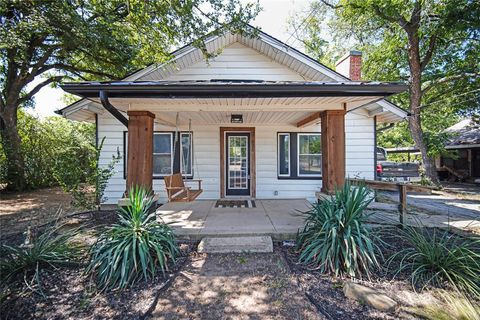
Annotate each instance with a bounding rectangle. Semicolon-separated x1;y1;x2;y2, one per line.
376;147;420;181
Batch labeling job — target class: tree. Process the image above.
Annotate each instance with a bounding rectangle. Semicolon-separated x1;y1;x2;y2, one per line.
290;0;480;184
0;0;259;191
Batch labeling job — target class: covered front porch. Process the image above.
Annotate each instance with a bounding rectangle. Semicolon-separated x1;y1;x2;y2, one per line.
60;80;408;202
157;199;311;240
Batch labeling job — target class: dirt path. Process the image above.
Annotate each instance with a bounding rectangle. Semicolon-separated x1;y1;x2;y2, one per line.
149;251;322;320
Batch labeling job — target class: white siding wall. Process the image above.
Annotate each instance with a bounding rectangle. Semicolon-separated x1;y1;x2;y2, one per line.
98;112;374;204
161;43;309;82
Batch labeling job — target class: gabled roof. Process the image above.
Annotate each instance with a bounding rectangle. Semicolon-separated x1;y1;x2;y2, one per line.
57;24;409;123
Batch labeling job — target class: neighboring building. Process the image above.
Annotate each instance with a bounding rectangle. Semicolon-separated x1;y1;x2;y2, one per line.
437;119;480;182
385;118;480;183
57;26;408;204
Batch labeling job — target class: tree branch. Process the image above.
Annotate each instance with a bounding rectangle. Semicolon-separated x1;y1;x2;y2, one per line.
319;0;342;9
420;34;437;71
18;76;64;105
422;72;480;93
43;63;120;80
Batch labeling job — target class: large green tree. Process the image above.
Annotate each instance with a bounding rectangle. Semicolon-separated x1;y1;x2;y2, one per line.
290;0;480;184
0;0;259;191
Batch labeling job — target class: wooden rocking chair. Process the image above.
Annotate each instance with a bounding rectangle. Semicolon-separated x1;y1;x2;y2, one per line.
164;173;203;202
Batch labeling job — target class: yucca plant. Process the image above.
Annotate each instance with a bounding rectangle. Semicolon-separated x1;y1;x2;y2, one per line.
86;186;179;291
296;182;380;278
0;222;83;294
389;226;480;297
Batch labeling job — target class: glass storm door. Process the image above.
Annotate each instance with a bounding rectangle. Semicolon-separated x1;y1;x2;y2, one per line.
226;133;250;196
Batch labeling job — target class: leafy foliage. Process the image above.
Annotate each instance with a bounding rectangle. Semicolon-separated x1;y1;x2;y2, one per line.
389;227;480;297
289;0;480;182
1;0;259;191
296;182;380;278
86;187;179;291
0;110;94;189
55;137;121;209
0;219;83;296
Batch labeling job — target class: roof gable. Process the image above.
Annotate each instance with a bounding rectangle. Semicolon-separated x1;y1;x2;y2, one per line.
58;26;408;123
129;31;344;82
140;42;308;81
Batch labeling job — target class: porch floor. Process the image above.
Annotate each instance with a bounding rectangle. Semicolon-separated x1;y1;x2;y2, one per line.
156;199;310;240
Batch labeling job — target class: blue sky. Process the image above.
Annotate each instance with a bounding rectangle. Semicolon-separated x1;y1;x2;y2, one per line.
28;0;310;118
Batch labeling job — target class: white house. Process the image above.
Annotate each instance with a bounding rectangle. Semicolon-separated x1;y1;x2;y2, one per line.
57;27;408;205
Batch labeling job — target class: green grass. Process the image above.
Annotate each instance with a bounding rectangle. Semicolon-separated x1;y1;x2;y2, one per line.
389;226;480;297
86;186;179;291
296;182;380;278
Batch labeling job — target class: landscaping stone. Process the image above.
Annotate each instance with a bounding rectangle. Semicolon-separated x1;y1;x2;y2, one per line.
198;236;273;253
343;281;398;312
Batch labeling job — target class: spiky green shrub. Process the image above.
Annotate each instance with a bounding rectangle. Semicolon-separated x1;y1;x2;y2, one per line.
296;182;380;278
86;187;179;291
389;227;480;297
0;223;82;293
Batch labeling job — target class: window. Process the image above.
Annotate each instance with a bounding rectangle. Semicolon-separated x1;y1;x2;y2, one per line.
278;133;290;176
277;132;322;179
153;133;173;176
124;131;193;178
298;134;321;176
181;133;192;176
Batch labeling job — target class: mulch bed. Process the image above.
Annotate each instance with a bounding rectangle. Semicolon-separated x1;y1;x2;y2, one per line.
279;228;430;320
0;242;194;320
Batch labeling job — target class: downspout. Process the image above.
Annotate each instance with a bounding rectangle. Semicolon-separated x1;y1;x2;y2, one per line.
99;90;128;127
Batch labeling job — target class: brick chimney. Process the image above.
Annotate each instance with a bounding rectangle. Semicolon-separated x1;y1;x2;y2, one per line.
335;50;362;81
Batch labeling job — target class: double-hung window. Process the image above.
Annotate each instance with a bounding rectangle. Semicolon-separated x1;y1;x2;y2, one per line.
277;132;321;179
125;131;193;178
153;133;173;176
298;134;321;177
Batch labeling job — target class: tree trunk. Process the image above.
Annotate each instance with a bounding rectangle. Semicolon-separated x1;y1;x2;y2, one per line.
0;105;27;191
405;16;440;185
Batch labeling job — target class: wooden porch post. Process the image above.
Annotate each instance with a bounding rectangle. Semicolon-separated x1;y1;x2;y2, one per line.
321;110;346;193
126;111;155;192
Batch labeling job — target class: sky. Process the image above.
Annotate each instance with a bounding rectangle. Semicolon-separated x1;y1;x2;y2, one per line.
28;0;311;118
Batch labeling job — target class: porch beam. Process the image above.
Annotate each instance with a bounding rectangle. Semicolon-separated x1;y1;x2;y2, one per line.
321;110;346;193
296;111;321;128
126;110;155;192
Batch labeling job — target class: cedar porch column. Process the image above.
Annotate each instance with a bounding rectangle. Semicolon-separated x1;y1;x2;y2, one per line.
126;111;155;192
321;110;346;193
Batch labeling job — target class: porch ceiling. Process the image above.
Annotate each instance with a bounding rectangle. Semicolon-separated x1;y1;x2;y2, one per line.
89;96;382;126
154;110;324;126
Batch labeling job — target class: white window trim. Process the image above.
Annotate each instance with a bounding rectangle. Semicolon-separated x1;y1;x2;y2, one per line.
180;132;193;177
297;133;322;177
277;133;290;177
153;132;173;177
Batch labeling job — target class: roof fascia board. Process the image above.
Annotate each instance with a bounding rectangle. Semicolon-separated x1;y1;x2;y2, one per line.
376;100;409;118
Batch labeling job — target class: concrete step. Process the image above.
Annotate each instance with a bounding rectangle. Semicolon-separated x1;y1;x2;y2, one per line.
198;236;274;253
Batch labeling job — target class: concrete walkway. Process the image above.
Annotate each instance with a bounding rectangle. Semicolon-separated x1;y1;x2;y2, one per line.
157;199;310;240
157;198;480;240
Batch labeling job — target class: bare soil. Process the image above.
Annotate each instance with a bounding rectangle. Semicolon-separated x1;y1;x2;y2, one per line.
149;250;321;320
0;187;78;239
